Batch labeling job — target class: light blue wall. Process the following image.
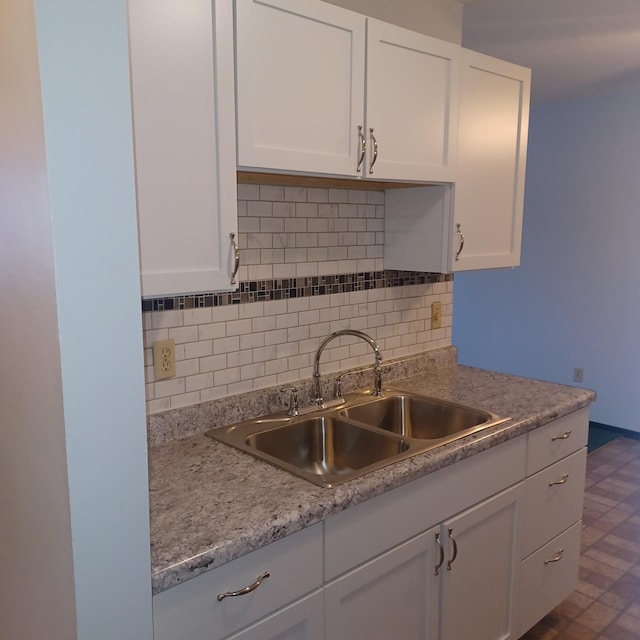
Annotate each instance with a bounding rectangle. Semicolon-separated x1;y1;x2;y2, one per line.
453;79;640;432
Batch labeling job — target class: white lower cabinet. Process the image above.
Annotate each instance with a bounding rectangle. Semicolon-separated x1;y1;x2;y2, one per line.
152;411;589;640
326;482;523;640
325;528;440;640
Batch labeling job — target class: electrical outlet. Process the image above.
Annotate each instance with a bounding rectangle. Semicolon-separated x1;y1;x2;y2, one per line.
431;301;442;330
573;367;584;383
153;339;176;381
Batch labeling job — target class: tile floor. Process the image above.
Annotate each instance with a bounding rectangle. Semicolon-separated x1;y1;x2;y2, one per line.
520;436;640;639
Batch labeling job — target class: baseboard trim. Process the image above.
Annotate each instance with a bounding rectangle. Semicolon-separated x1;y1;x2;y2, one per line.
589;421;640;440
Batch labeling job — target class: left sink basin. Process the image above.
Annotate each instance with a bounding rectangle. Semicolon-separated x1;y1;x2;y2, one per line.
207;414;410;488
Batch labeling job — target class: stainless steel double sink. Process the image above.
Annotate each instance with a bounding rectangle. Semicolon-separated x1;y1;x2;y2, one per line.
206;389;509;488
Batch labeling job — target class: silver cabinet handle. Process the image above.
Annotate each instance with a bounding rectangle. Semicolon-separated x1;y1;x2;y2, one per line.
356;125;366;173
549;474;569;487
434;531;445;576
447;527;458;570
551;430;572;441
229;232;240;285
455;223;464;261
544;549;564;565
368;128;378;174
217;571;270;602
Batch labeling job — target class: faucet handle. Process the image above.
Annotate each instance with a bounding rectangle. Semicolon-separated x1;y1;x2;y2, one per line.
333;375;344;400
280;386;299;417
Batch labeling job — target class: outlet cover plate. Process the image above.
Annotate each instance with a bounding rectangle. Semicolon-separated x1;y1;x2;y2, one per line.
153;338;176;381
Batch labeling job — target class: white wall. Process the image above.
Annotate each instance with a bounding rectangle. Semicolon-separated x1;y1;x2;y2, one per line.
1;0;154;637
0;1;77;637
453;79;640;432
325;0;462;42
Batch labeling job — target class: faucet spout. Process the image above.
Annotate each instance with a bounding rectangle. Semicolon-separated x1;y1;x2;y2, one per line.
312;330;383;405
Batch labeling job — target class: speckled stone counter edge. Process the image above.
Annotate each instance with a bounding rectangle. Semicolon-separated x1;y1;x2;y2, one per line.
147;345;458;445
148;354;597;594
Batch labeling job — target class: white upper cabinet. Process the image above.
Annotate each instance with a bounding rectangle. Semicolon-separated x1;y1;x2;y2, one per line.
365;19;459;182
453;49;530;270
385;49;530;272
235;0;366;177
235;0;459;182
129;0;239;297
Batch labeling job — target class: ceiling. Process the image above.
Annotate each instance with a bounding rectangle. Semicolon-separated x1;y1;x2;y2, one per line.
460;0;640;103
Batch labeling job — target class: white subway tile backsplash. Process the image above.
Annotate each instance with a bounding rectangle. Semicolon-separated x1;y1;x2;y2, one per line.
170;325;199;344
183;341;212;360
284;186;306;202
198;322;226;341
247;200;272;217
225;318;253;337
155;377;186;399
273;201;295;217
151;310;182;329
296;262;318;277
348;189;367;204
307;188;329;203
237;183;259;200
186;372;214;393
252;345;277;362
213;336;240;355
226;350;252;369
247;264;273;280
295;203;317;218
200;354;228;373
214;367;240;386
142;182;454;415
259;185;285;201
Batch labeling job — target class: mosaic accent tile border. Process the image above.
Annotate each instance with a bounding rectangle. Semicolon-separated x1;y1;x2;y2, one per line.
142;270;453;312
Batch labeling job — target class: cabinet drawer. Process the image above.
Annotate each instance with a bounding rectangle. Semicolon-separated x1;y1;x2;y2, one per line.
153;524;323;640
518;521;582;637
522;448;586;558
527;409;589;475
324;435;526;580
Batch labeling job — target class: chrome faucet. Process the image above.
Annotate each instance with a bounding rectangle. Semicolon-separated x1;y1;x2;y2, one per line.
312;330;383;405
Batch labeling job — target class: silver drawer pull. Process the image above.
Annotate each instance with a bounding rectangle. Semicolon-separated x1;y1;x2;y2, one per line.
356;125;366;173
455;223;464;261
447;527;458;571
368;128;378;174
229;232;240;285
551;430;572;441
544;549;564;564
549;474;569;487
217;571;270;602
434;531;445;576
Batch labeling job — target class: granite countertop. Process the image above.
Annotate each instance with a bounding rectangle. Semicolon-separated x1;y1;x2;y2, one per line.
148;363;596;595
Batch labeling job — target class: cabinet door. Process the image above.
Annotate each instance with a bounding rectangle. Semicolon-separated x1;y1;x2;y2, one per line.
226;590;324;640
129;0;238;296
325;528;440;640
453;49;530;271
235;0;365;176
366;19;459;182
440;483;523;640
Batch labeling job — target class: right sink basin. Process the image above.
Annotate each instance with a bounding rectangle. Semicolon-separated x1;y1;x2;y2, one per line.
340;391;506;441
